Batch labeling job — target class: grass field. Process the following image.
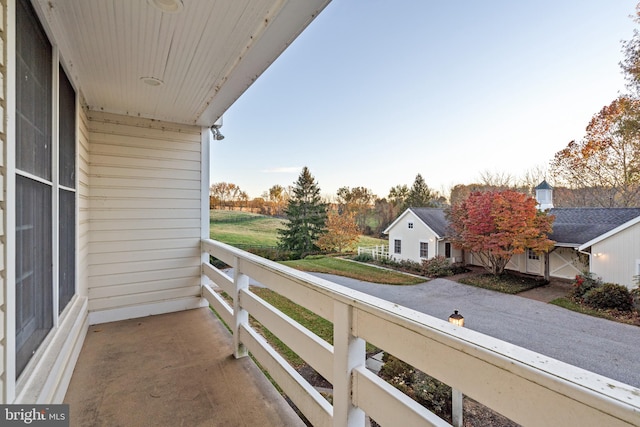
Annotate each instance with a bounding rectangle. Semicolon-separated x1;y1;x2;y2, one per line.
282;257;425;285
210;209;286;247
209;209;387;249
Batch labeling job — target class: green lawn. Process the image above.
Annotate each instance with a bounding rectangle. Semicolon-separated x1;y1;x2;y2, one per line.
281;256;425;285
210;209;285;247
357;235;387;247
250;287;333;368
210;209;388;251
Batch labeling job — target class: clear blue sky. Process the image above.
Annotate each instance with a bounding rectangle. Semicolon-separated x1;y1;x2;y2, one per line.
211;1;636;200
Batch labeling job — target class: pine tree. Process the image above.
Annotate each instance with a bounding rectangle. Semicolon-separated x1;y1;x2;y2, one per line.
406;174;437;208
278;167;328;256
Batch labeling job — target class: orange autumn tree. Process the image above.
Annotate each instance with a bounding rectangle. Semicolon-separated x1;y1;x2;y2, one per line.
550;96;640;207
317;210;360;253
447;190;555;275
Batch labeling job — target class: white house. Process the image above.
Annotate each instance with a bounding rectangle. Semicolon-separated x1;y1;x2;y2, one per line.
382;207;463;264
384;184;640;289
0;2;637;425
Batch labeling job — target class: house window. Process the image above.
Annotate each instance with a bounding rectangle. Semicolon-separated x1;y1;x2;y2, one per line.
15;0;77;377
527;249;540;260
420;242;429;258
408;222;414;229
445;242;451;258
394;239;401;254
58;65;77;313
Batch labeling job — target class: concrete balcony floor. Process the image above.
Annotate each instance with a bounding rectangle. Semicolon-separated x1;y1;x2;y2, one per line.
65;308;304;426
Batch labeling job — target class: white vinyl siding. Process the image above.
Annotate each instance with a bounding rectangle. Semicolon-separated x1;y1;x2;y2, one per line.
78;108;90;299
0;0;7;403
590;221;640;289
388;211;438;262
87;112;203;314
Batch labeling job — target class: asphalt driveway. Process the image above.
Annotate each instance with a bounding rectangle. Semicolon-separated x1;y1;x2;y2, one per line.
310;273;640;389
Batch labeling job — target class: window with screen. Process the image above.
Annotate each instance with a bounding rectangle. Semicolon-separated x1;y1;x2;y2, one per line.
15;0;77;377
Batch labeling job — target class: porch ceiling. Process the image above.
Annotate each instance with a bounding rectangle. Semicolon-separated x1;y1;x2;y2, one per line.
33;0;330;126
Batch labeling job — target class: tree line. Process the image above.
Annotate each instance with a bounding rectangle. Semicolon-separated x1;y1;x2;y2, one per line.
266;167;555;279
213;2;640;236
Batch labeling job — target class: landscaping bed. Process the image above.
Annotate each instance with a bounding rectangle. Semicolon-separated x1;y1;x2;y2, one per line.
457;270;548;294
550;297;640;327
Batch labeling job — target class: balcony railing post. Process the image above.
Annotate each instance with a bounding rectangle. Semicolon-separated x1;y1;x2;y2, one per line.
452;389;463;427
233;257;249;359
333;301;366;427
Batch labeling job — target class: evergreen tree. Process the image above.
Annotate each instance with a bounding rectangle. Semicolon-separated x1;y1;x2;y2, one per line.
278;167;328;256
406;174;437;208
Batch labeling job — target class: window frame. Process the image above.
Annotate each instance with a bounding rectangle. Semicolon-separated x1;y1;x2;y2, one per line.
394;239;402;254
419;242;429;259
527;249;540;261
9;0;79;386
408;222;413;229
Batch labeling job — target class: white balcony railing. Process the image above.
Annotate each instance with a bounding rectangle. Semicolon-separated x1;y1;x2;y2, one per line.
201;239;640;427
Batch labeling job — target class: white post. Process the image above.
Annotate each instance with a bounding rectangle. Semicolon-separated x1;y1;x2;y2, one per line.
452;389;463;427
233;257;249;359
333;301;366;427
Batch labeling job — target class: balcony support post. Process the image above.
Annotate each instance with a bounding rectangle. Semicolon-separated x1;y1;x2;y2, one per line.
333;301;366;427
452;389;463;427
233;257;249;359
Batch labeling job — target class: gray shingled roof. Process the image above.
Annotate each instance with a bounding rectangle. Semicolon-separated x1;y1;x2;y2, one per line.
548;208;640;245
409;207;449;237
407;206;640;247
535;180;553;190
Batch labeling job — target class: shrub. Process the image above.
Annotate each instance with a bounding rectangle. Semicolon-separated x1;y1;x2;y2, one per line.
247;247;297;261
631;287;640;311
421;256;453;277
397;259;423;274
379;354;451;420
450;263;470;275
352;253;374;262
570;272;602;300
371;257;423;274
210;256;228;269
583;283;633;312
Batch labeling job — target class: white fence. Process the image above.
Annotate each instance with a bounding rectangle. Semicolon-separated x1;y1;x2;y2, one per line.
201;238;640;427
357;245;390;260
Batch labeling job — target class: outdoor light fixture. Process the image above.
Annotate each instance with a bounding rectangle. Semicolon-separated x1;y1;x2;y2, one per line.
211;117;225;141
448;310;464;327
211;125;225;141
